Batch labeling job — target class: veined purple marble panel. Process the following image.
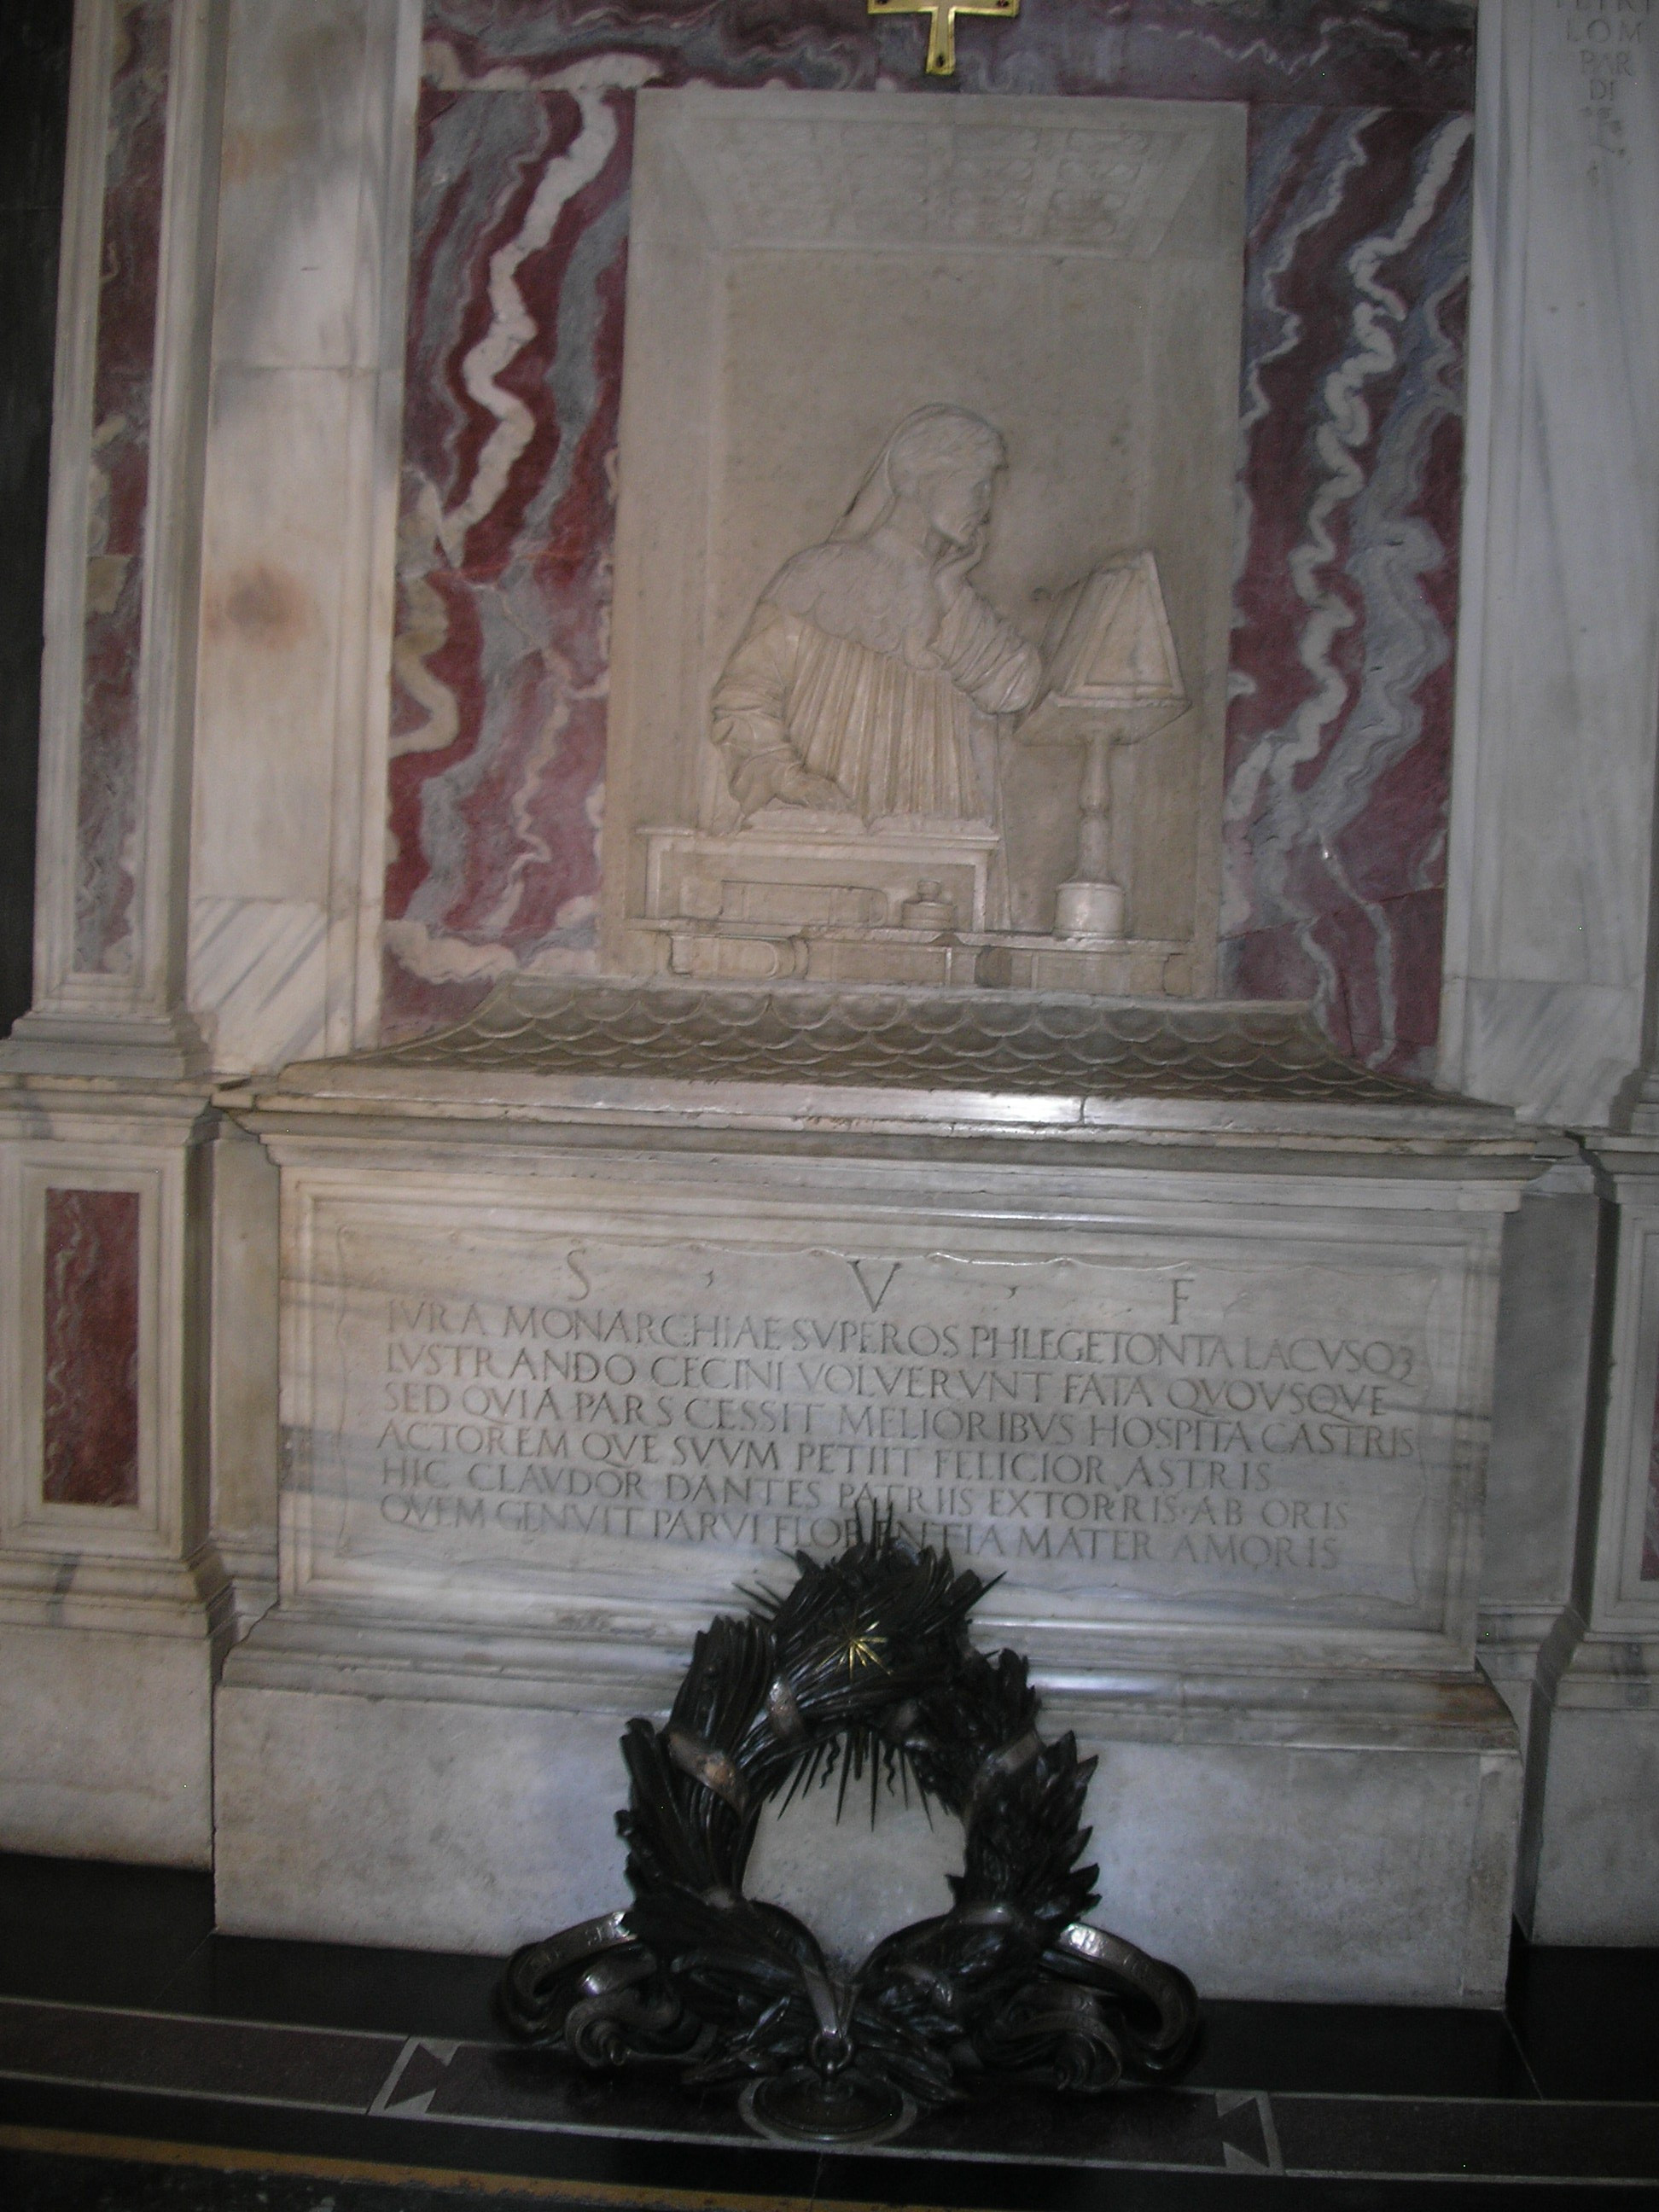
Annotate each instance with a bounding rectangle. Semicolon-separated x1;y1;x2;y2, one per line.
42;1186;142;1509
386;1;1473;1072
1224;102;1470;1077
75;0;172;975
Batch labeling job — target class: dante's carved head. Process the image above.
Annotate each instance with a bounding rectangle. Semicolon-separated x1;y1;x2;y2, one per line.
837;405;1007;556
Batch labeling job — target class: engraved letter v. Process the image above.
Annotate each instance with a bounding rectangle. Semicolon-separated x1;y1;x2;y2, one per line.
848;1258;902;1312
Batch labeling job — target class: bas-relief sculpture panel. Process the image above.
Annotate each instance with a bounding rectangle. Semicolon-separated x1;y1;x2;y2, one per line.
707;405;1048;834
603;89;1236;993
384;0;1473;1076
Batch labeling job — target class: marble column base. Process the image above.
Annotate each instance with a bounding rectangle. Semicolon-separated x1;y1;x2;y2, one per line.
0;1007;209;1081
0;1614;223;1866
1520;1627;1659;1945
0;1071;235;1868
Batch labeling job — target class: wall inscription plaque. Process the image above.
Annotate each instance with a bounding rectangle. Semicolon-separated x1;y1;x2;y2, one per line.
288;1192;1469;1656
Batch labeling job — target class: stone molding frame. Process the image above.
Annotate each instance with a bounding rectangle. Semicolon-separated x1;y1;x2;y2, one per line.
0;1095;221;1615
1579;1148;1659;1631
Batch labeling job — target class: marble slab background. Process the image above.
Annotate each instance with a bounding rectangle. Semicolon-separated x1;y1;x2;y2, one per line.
1227;94;1470;1074
383;0;1474;1079
75;0;172;978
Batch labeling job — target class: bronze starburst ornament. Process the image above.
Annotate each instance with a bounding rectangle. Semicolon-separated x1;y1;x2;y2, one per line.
838;1617;888;1682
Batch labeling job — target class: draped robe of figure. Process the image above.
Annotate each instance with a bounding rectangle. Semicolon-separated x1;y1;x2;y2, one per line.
711;532;1043;830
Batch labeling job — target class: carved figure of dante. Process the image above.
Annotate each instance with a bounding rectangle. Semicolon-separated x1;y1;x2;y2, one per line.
711;406;1043;824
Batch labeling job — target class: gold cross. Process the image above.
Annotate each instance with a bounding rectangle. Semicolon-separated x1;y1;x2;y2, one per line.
868;0;1020;79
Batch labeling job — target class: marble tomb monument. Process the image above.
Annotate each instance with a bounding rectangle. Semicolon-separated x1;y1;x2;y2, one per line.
211;88;1543;2001
3;3;1656;2015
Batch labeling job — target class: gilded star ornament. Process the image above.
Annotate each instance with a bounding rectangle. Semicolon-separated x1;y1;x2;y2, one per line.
839;1618;889;1681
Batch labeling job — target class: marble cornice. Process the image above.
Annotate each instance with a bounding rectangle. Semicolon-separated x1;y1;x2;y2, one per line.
222;977;1559;1170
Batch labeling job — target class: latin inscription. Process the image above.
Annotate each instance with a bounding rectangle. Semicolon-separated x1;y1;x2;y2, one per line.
1557;0;1650;147
315;1234;1448;1618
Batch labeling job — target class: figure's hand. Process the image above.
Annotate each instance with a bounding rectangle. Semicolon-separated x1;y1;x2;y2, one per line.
770;763;857;812
934;521;987;601
729;746;856;818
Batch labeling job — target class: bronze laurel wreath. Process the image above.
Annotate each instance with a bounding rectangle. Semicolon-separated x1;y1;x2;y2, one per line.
500;1519;1197;2137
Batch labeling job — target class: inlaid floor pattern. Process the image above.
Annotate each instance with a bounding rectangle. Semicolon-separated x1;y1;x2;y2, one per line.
2;1854;1656;2209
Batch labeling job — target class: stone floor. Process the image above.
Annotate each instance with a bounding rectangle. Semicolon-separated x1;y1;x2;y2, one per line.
1;1852;1656;2209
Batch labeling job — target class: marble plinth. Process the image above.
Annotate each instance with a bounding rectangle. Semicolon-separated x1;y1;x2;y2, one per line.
0;1621;216;1866
214;1682;625;1953
1476;1161;1604;1759
0;1073;233;1866
1522;1628;1659;1946
215;1650;1521;2001
212;979;1549;1997
1517;1133;1659;1943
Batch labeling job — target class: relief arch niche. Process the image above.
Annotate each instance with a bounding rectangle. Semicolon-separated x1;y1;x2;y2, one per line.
601;87;1244;999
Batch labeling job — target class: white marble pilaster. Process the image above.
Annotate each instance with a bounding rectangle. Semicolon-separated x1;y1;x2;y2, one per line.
1440;0;1659;1128
1444;3;1659;1946
0;0;238;1866
186;0;421;1074
5;0;224;1080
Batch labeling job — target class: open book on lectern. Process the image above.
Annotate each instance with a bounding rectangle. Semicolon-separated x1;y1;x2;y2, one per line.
1019;549;1189;748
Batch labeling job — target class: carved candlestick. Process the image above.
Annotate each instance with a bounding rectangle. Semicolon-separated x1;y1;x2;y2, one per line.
1054;724;1125;939
1018;550;1188;945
